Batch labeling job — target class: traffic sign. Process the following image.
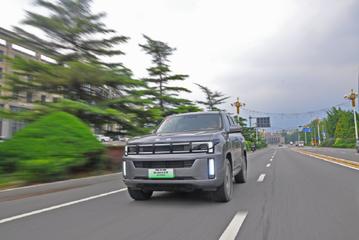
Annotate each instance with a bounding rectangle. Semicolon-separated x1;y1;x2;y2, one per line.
256;117;270;128
303;128;312;133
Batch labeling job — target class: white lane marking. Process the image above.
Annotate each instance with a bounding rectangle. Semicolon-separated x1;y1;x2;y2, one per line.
0;188;127;224
257;174;266;182
219;211;248;240
0;173;122;193
266;163;271;167
269;158;273;162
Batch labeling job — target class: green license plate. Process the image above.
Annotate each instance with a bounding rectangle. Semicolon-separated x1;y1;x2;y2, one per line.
148;169;175;179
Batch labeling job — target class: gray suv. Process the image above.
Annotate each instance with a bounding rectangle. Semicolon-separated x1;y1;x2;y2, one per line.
123;111;247;202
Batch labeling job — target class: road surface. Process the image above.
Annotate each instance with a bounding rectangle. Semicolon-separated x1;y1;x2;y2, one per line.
0;147;358;240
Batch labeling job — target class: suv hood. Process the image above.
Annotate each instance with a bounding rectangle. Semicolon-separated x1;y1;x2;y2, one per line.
128;130;222;144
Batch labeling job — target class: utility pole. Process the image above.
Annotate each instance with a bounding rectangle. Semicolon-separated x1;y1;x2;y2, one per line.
317;118;321;146
344;89;358;151
298;125;302;142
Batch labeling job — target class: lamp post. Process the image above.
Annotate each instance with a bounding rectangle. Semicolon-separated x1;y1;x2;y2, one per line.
317;118;321;146
231;97;245;124
344;89;358;152
298;125;302;143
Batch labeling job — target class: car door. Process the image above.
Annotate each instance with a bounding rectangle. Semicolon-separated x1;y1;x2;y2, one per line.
226;115;242;171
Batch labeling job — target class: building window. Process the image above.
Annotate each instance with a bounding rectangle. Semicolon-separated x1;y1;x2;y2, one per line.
0;50;4;62
10;106;26;136
0;67;2;79
41;95;46;104
26;92;32;103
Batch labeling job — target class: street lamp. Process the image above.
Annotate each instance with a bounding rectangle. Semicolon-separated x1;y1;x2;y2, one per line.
316;118;321;146
298;125;302;143
344;89;358;152
231;97;245;124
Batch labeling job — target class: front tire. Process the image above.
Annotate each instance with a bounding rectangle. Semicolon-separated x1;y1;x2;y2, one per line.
234;156;247;183
212;159;233;202
128;188;153;200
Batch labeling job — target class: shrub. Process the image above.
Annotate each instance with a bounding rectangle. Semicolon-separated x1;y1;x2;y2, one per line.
333;138;356;148
0;111;104;182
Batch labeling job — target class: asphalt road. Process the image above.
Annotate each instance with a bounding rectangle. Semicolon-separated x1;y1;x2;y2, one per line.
0;147;358;240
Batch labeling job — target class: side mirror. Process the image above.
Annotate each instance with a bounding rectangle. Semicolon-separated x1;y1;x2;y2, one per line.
229;125;242;133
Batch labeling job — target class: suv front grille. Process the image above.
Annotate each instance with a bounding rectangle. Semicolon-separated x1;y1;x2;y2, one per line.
127;142;211;155
133;160;195;168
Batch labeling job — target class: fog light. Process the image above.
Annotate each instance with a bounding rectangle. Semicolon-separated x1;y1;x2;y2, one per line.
208;158;215;179
123;161;127;177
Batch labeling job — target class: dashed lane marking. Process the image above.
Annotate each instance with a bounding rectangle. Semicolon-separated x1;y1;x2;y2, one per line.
257;174;266;182
219;211;248;240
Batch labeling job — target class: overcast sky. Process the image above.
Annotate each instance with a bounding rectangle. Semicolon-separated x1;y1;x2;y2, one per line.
1;0;358;130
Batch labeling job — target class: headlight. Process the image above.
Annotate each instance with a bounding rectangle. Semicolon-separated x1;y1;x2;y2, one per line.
208;158;215;178
126;145;137;155
124;145;128;156
123;161;127;177
191;142;214;153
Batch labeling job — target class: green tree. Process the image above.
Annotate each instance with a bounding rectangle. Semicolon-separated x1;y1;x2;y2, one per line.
139;35;193;114
1;0;159;135
334;111;356;147
195;84;229;111
324;107;342;138
12;0;128;66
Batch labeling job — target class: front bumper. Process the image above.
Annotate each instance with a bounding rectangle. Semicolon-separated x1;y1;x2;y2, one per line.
123;153;225;191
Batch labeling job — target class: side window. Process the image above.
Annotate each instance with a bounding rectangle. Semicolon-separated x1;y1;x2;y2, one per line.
230;116;236;126
222;114;231;129
226;115;235;126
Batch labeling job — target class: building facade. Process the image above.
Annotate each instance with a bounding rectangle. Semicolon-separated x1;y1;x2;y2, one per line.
0;27;58;138
265;132;285;145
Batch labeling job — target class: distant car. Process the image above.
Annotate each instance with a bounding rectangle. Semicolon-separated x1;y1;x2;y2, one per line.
278;144;283;147
114;136;129;142
96;134;111;142
251;144;256;152
297;141;304;147
289;141;293;145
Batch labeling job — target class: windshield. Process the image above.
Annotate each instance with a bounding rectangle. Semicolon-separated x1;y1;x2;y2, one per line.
156;114;222;133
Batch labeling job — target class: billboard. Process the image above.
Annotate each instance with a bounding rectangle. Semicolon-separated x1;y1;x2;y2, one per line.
256;117;271;128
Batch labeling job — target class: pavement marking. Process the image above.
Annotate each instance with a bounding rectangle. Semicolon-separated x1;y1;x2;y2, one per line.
292;149;359;171
266;163;271;167
257;174;266;182
219;211;248;240
269;158;273;162
0;188;127;224
0;173;122;193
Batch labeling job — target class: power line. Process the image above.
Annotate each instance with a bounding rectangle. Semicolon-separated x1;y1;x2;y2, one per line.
241;102;349;117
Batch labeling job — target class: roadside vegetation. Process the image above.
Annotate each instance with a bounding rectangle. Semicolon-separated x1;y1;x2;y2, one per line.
285;107;358;148
0;112;104;185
